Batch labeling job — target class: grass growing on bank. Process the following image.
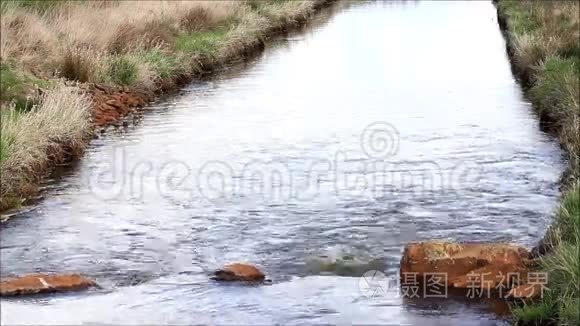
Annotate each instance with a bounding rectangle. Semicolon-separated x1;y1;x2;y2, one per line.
512;183;580;325
0;0;320;89
1;85;92;210
175;29;227;55
498;1;579;325
0;0;329;211
498;1;579;183
0;63;51;110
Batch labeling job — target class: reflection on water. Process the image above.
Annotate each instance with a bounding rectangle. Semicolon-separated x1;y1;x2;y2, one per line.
0;1;563;325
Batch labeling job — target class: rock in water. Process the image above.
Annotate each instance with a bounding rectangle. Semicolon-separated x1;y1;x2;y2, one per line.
212;263;266;282
305;255;385;277
0;273;97;296
400;241;530;289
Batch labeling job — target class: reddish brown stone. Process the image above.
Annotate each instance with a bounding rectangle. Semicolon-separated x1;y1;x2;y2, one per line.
401;255;483;280
125;96;141;107
111;94;124;102
0;274;97;296
450;264;527;289
213;263;266;282
88;84;153;128
401;242;481;279
105;99;124;110
400;241;530;290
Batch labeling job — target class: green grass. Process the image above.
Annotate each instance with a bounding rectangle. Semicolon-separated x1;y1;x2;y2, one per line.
0;64;26;101
511;184;580;325
0;132;16;163
247;0;263;11
498;1;540;35
512;297;557;325
558;297;580;326
0;64;34;102
2;0;62;12
0;63;50;111
530;57;579;122
499;1;580;75
246;0;289;11
551;183;580;245
497;1;580;325
518;241;580;326
542;242;579;299
108;56;138;85
0;109;21;163
175;29;227;56
141;50;181;79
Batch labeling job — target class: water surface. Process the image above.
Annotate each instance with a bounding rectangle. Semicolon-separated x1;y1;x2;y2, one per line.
1;1;563;325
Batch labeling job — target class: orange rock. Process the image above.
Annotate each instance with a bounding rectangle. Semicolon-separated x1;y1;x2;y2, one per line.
506;283;544;299
450;263;527;289
400;241;530;289
401;255;483;280
0;274;97;296
213;263;266;282
453;243;529;266
400;241;483;279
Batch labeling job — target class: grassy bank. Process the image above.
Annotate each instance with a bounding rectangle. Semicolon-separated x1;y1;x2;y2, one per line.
497;1;579;325
0;0;331;212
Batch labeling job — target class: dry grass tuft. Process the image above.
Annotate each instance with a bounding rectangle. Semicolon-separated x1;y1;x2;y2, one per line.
181;6;220;32
0;1;242;83
1;1;325;88
501;1;579;75
0;83;91;210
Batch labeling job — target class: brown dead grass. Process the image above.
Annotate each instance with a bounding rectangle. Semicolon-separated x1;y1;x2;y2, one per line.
501;1;579;74
0;83;91;211
1;1;239;86
1;1;325;89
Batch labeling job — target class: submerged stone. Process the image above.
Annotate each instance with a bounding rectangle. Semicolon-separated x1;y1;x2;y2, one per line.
305;255;385;277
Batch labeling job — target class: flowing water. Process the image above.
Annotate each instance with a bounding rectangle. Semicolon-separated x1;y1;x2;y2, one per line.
1;1;565;325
